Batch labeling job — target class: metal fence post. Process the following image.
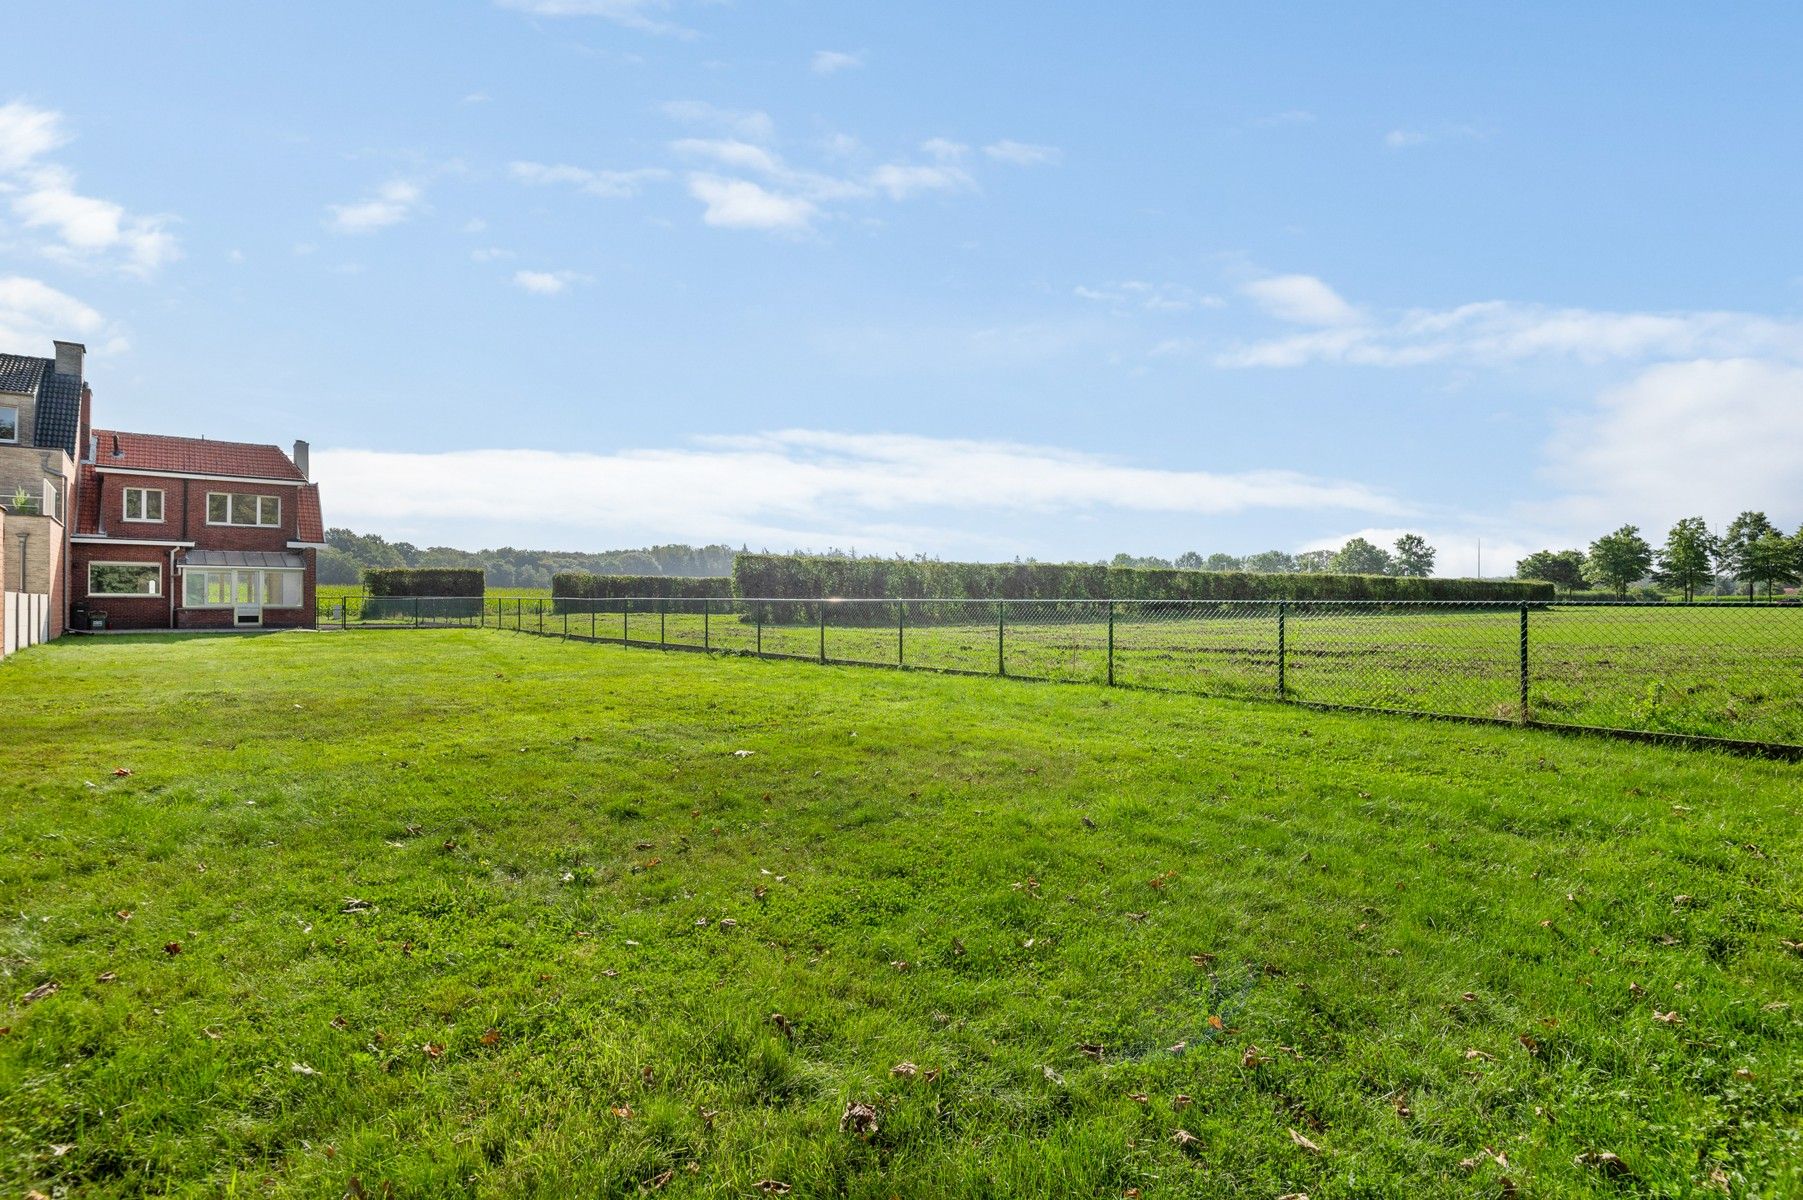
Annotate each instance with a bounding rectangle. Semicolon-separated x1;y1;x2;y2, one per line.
756;602;763;657
342;599;349;630
997;600;1006;676
590;605;595;640
1276;601;1287;698
1519;602;1530;723
1106;600;1115;686
413;595;420;627
622;604;628;643
704;598;711;651
537;599;543;635
819;602;827;663
898;600;905;667
562;607;568;640
660;599;666;648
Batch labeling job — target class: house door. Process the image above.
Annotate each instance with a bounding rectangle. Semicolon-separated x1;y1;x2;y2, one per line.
233;571;262;627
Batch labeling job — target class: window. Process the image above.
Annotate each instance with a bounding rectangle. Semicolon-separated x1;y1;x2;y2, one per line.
0;405;16;444
123;487;165;522
206;492;280;527
182;569;302;608
88;562;162;597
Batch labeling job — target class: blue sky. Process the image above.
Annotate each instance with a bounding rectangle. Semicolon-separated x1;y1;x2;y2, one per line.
5;2;1803;573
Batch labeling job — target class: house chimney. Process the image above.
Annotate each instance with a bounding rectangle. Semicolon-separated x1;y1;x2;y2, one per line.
52;340;85;378
293;439;310;480
79;383;92;459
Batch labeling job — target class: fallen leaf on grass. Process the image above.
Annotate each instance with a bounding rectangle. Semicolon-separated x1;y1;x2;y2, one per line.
754;1182;790;1195
1652;1010;1684;1025
21;981;59;1005
112;768;133;777
1042;1065;1064;1084
291;1062;320;1076
1077;1043;1105;1061
698;1107;720;1126
1172;1093;1192;1109
641;1168;673;1191
480;1028;501;1046
923;1067;942;1083
422;1042;444;1059
1241;1046;1271;1068
889;960;910;972
115;909;132;922
1673;894;1693;908
1628;982;1646;998
1128;1092;1148;1104
1574;1151;1632;1178
163;942;182;956
1170;1129;1200;1149
731;750;755;758
890;1062;919;1078
1276;1194;1310;1200
1779;939;1803;955
611;1105;634;1119
1517;1034;1541;1055
1463;1048;1494;1061
769;1013;794;1039
1207;1015;1225;1031
96;972;117;984
840;1100;879;1138
1390;1092;1412;1119
1189;953;1216;968
340;898;374;914
1460;992;1479;1003
1288;1129;1322;1155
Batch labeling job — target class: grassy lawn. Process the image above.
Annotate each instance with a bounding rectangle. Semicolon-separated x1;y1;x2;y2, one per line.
2;630;1799;1198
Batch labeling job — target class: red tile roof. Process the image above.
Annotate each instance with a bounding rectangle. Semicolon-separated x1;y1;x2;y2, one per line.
295;484;324;543
92;429;307;482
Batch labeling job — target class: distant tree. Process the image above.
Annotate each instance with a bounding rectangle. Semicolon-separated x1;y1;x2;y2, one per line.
1390;533;1436;577
1515;549;1588;592
1243;550;1296;574
1294;549;1334;573
316;545;362;585
1174;551;1205;570
1203;552;1243;572
1331;537;1392;575
1720;511;1780;599
1743;531;1801;598
1654;517;1717;601
1582;525;1654;597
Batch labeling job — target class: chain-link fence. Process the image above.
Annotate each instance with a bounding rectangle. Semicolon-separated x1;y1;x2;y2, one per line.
319;595;1803;754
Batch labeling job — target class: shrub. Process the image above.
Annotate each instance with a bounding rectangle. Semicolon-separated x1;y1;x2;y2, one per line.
551;573;732;614
363;568;485;597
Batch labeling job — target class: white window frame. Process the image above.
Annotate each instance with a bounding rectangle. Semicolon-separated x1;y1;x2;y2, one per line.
0;404;17;444
182;567;303;609
123;486;165;523
205;491;281;528
87;561;163;598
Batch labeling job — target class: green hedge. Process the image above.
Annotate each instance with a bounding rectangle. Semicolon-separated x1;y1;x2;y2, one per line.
552;573;733;599
730;554;1554;603
363;568;485;597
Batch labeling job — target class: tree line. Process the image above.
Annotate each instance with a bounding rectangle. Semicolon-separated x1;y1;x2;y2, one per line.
1516;512;1803;600
1111;533;1438;578
320;529;738;588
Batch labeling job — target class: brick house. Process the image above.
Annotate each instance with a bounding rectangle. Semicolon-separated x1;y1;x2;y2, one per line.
1;338;325;639
0;341;83;650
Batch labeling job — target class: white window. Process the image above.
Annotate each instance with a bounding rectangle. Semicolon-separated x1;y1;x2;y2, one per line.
206;492;281;527
123;487;164;522
88;562;162;597
0;405;16;444
182;568;302;608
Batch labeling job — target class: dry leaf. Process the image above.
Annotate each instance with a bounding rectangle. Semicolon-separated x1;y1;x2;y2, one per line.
753;1183;790;1195
770;1012;794;1038
1170;1128;1200;1149
112;767;133;777
840;1100;879;1138
1207;1015;1225;1031
890;1061;919;1078
1241;1045;1271;1068
291;1062;320;1076
21;980;59;1005
1652;1009;1684;1025
1077;1042;1105;1061
422;1042;445;1059
1628;982;1646;998
1172;1093;1192;1110
1463;1048;1494;1061
1673;894;1693;907
1574;1151;1632;1178
1288;1128;1321;1155
1128;1092;1148;1104
480;1028;501;1046
922;1067;941;1083
641;1065;655;1086
1189;953;1216;968
96;971;117;984
115;909;132;922
340;898;373;914
1460;991;1479;1003
698;1107;720;1126
641;1168;674;1191
1517;1034;1541;1055
611;1105;634;1119
164;942;182;956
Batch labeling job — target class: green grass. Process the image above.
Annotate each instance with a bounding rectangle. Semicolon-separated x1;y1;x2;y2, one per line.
509;600;1803;746
2;630;1799;1198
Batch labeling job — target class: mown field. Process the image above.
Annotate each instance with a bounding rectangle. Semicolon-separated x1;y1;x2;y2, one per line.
1;630;1799;1197
452;599;1803;747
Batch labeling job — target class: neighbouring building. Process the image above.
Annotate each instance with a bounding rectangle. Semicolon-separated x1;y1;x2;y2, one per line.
0;339;324;645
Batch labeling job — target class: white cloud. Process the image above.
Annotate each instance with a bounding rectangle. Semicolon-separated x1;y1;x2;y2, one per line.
921;138;968;162
313;429;1408;552
686;175;818;232
0;101;69;172
669;139;784;176
1384;124;1483;151
325;179;425;234
660;100;775;142
983;140;1062;167
495;0;692;37
811;50;864;75
1384;129;1427;149
0;274;107;352
512;268;588;294
509;161;669;197
1241;274;1361;326
867;161;973;200
1537;358;1803;531
0;102;178;275
1221;287;1803;369
1075;280;1223;314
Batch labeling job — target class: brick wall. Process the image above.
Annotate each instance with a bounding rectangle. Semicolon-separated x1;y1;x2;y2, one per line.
71;542;173;631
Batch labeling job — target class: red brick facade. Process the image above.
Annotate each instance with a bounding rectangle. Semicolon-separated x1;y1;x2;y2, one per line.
69;448;323;633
